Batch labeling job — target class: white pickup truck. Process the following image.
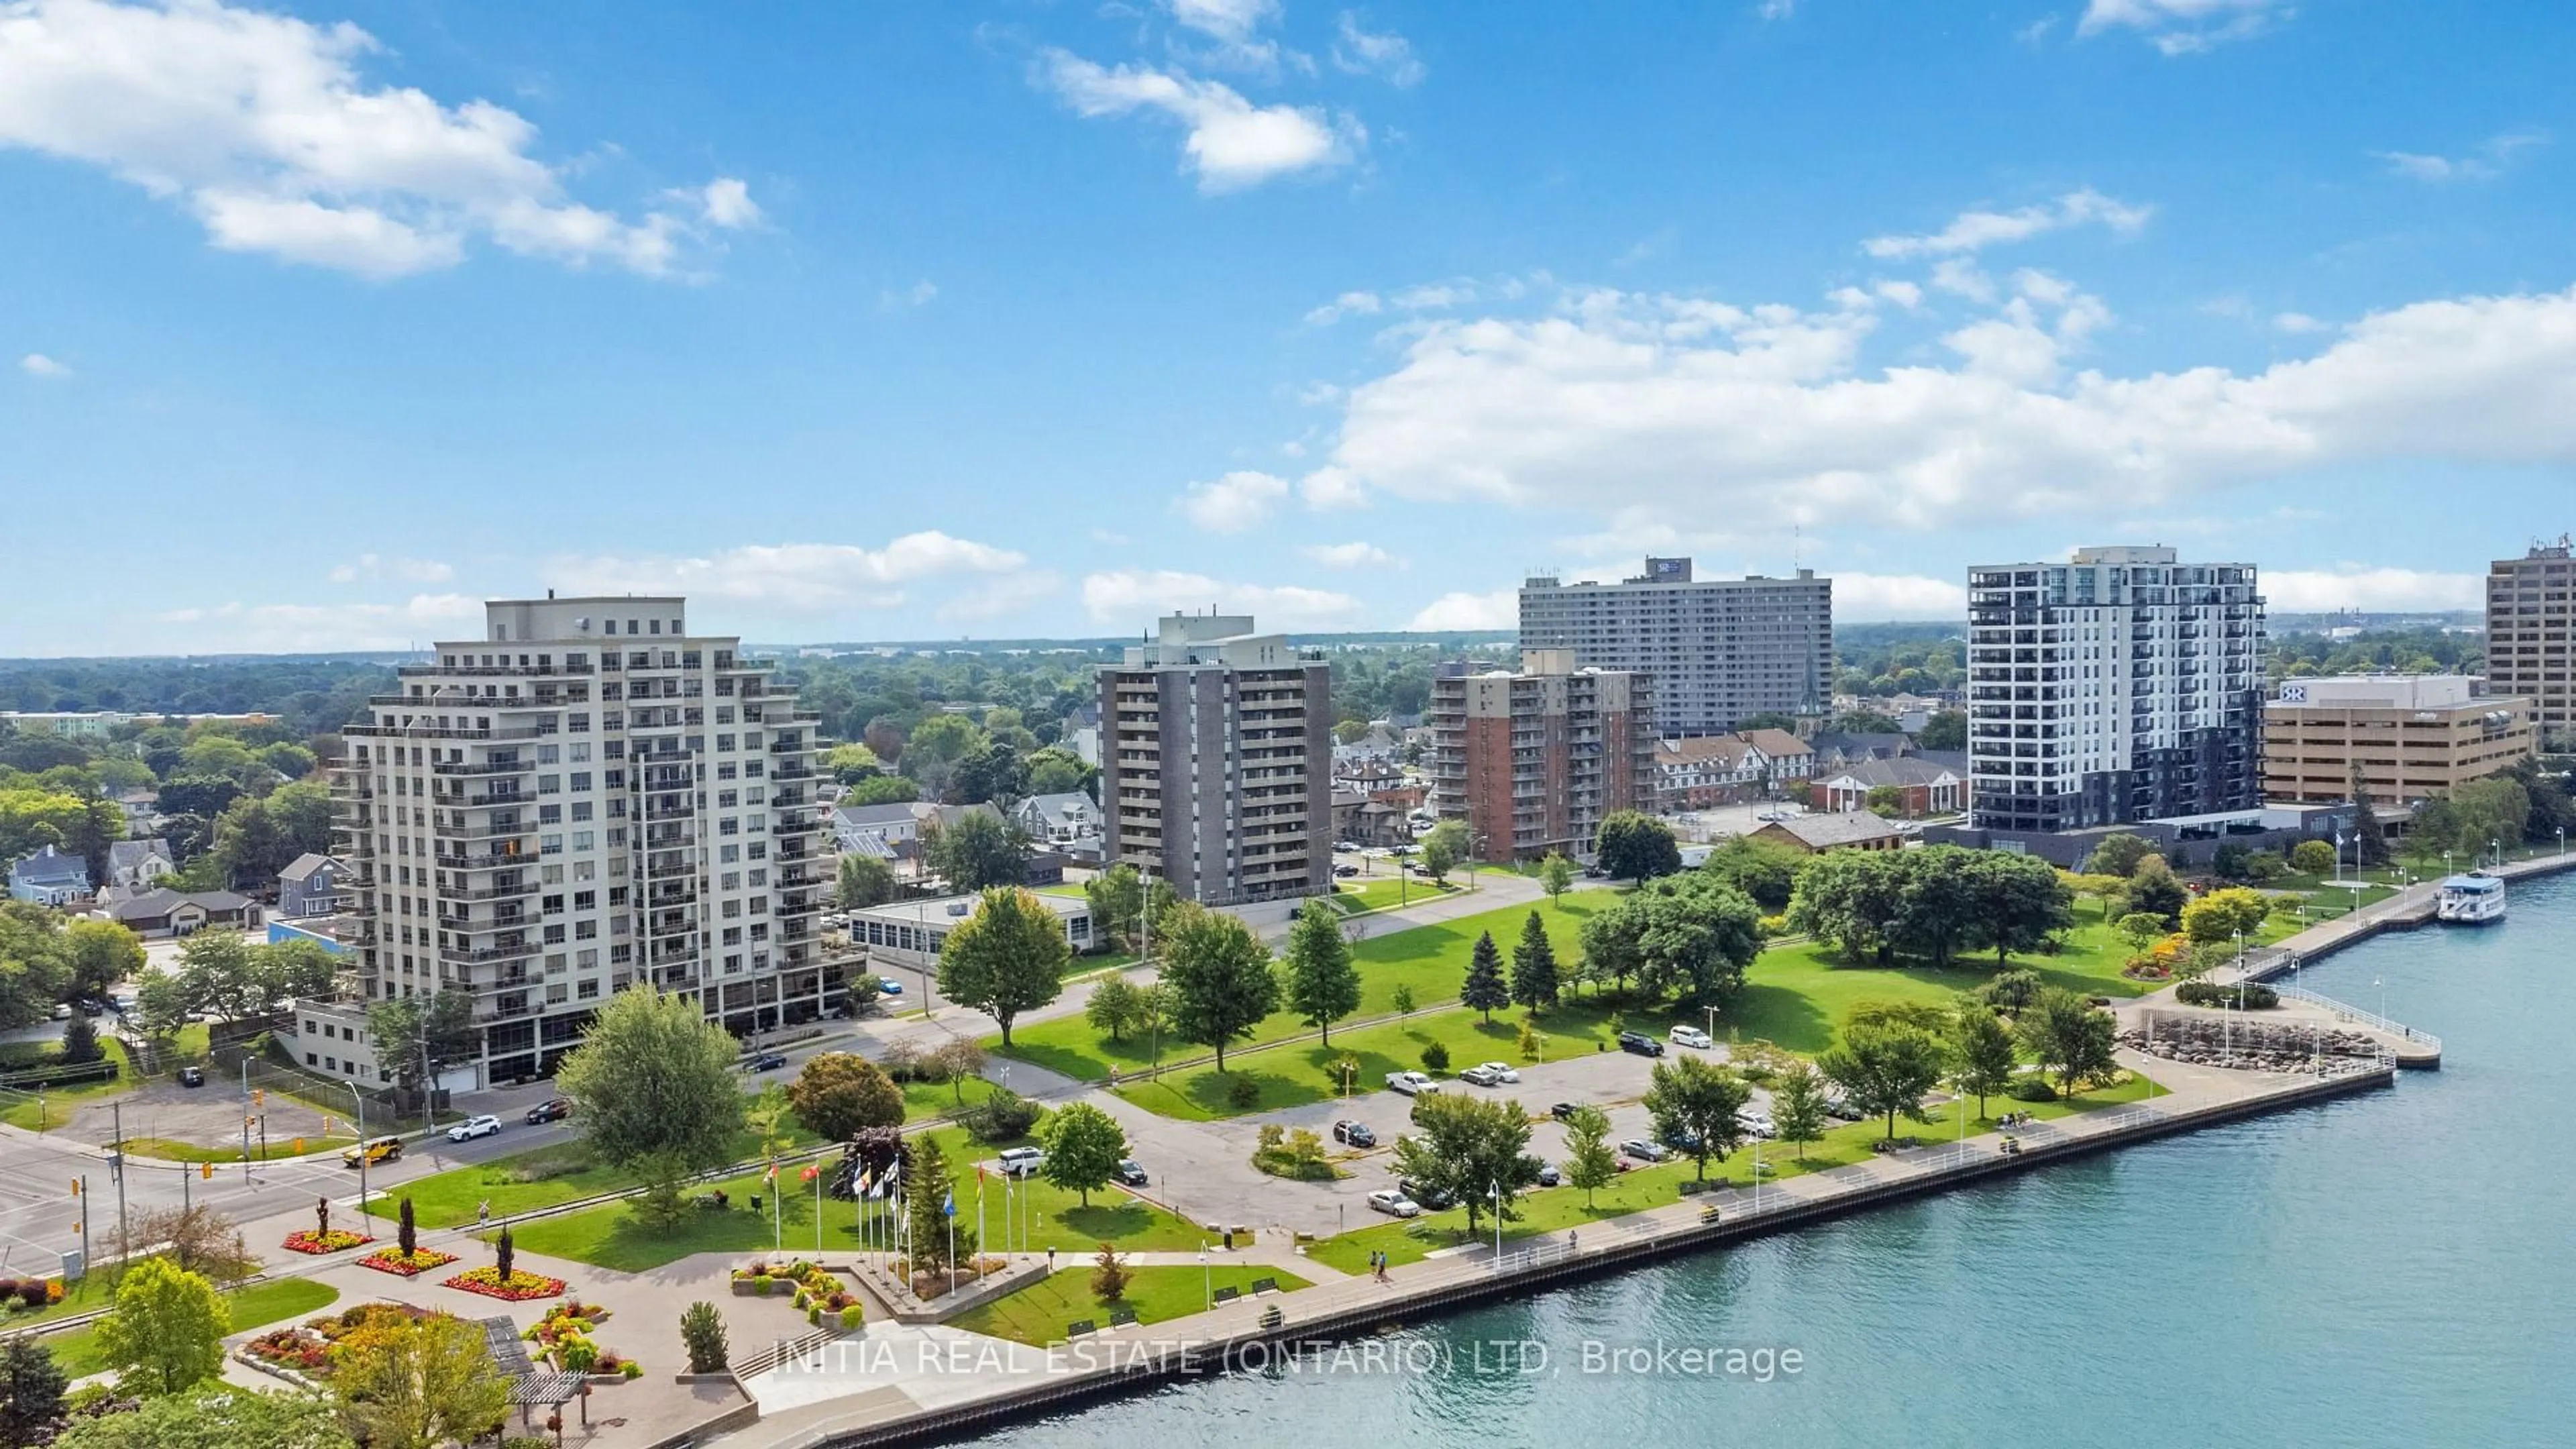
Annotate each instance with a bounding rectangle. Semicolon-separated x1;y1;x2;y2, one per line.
1385;1071;1441;1096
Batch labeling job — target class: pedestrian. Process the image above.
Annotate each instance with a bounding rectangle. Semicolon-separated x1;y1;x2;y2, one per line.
1047;1246;1057;1274
477;1199;490;1228
1567;1230;1576;1254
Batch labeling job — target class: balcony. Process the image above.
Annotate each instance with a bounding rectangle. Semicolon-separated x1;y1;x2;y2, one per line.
430;757;537;777
437;877;539;903
434;819;535;842
440;939;542;967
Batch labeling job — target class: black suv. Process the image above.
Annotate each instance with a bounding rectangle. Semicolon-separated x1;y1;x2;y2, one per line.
1332;1120;1377;1148
1618;1031;1664;1058
525;1097;572;1124
1398;1177;1457;1212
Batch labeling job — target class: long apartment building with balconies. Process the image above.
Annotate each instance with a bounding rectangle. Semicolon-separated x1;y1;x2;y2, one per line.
329;594;830;1086
1517;558;1831;736
1096;613;1331;906
1967;547;2265;833
1426;649;1654;862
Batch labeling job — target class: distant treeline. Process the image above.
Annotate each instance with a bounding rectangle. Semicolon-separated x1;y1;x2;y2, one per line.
0;658;401;738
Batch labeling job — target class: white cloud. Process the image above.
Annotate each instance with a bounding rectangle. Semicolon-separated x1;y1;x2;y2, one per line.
879;279;938;310
18;352;69;377
2078;0;2292;54
1406;590;1516;631
2272;311;2326;334
2376;131;2548;184
1081;570;1362;629
1303;541;1403;569
692;177;761;228
1873;280;1923;309
0;0;743;278
1864;188;2152;260
1303;290;1382;326
1332;13;1426;87
1161;0;1297;74
1038;49;1359;192
1392;282;1473;310
151;592;478;651
1299;466;1369;510
1305;280;2576;537
1297;381;1344;406
329;553;454;584
1756;0;1800;17
1833;573;1970;621
2265;566;2485;613
547;533;1028;611
1177;470;1291;532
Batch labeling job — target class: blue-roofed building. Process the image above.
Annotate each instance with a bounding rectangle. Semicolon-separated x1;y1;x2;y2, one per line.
7;845;92;906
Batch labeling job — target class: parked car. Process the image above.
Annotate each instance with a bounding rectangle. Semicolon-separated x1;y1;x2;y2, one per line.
1619;1138;1670;1163
1399;1177;1457;1211
525;1097;573;1125
1582;865;1608;879
1741;1111;1776;1140
1365;1189;1421;1219
1823;1093;1866;1122
1670;1025;1714;1051
1334;864;1361;878
48;1004;70;1021
176;1066;205;1087
1618;1031;1665;1058
1385;1071;1440;1096
1115;1159;1149;1187
998;1146;1045;1178
1536;1165;1562;1188
447;1114;503;1142
1661;1126;1705;1154
1332;1120;1377;1148
744;1050;789;1073
1334;840;1362;853
1472;1061;1520;1083
342;1136;403;1169
1458;1064;1505;1087
1550;1102;1581;1122
877;977;904;994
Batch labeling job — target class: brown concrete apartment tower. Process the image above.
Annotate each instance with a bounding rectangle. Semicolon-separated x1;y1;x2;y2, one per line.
1428;649;1655;862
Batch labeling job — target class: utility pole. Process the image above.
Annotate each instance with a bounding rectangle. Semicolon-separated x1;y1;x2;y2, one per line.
109;1102;128;1275
76;1175;89;1275
241;1057;253;1181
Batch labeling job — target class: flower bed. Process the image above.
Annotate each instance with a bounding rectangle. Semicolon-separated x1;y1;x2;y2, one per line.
443;1267;565;1302
0;1277;65;1312
733;1258;861;1323
360;1246;460;1278
525;1301;612;1348
283;1229;376;1255
244;1326;332;1374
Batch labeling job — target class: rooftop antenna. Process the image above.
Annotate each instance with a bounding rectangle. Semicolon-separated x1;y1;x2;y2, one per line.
1792;525;1803;574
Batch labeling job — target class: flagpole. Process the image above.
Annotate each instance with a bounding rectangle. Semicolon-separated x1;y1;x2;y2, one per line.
977;1169;987;1276
814;1167;822;1254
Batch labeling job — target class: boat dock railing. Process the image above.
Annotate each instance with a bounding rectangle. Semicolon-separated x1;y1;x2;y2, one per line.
2273;982;2443;1055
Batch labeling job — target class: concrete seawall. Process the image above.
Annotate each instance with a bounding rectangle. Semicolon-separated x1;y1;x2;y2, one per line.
740;1061;2394;1449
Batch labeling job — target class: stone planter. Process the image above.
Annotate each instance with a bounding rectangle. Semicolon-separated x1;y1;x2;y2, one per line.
729;1278;776;1297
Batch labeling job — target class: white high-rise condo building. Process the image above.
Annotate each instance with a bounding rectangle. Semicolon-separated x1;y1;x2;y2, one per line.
1097;613;1332;906
1517;559;1831;736
331;595;830;1087
1968;547;2265;833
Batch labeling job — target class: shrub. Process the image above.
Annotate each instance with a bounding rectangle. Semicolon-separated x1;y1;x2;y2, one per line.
680;1301;729;1373
0;1278;21;1302
558;1336;599;1375
17;1281;46;1310
1419;1041;1450;1072
2176;980;2279;1009
2008;1078;2058;1103
1226;1075;1260;1110
967;1088;1042;1143
839;1306;863;1330
807;1305;822;1326
622;1360;643;1380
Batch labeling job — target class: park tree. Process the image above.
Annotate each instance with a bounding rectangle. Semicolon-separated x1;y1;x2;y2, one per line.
0;908;71;1030
928;811;1030;892
1967;851;2073;963
131;967;191;1040
1460;930;1509;1024
0;1336;65;1449
1036;1101;1130;1208
1509;910;1560;1014
120;1205;255;1289
935;887;1067;1046
1699;836;1802;913
329;1311;507;1449
1159;904;1279;1072
1769;1062;1830;1165
1887;846;1981;966
837;853;896;909
788;1053;907;1142
2348;761;2391;867
2084;832;2157;879
58;1013;100;1066
95;1258;229;1395
2448;776;2532;861
50;1385;352;1449
952;741;1028;806
1641;1055;1753;1181
1818;1022;1945;1145
1559;1104;1619;1208
2117;912;2169;951
903;1133;975;1272
900;714;985;803
2066;872;2129;923
1417;819;1471;884
1786;847;1905;963
2123;855;2190;926
1622;873;1764;1007
842;775;920;807
554;984;747;1223
2288;838;2338;875
1576;902;1646;999
1024;745;1093;798
1594;810;1682;882
1916;709;1968;751
2181;888;2271;946
1391;1092;1545;1236
365;989;479;1099
1084;975;1152;1044
1947;1002;2021;1119
2017;988;2121;1101
1282;906;1362;1045
1082;862;1145;952
1538;851;1574;904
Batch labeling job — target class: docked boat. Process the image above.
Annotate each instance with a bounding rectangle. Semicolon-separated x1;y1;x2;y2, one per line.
2436;873;2506;924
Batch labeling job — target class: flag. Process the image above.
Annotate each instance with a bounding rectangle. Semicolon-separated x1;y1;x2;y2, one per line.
941;1190;955;1218
800;1165;818;1183
854;1164;874;1197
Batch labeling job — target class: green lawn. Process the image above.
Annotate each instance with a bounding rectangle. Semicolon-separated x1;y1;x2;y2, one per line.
1307;1070;2164;1273
950;1264;1309;1346
0;1037;144;1132
504;1124;1205;1273
118;1132;357;1164
902;1074;999;1122
1327;877;1461;914
45;1277;339;1379
998;896;1605;1084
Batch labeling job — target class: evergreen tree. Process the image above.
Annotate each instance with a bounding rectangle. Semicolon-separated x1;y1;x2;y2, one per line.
0;1335;66;1449
1460;930;1510;1024
1282;906;1362;1046
2349;761;2390;868
1508;910;1560;1014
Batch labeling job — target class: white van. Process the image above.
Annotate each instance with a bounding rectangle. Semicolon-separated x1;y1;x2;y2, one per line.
998;1146;1045;1178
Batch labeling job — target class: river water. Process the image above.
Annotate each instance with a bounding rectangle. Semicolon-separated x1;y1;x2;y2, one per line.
971;870;2575;1448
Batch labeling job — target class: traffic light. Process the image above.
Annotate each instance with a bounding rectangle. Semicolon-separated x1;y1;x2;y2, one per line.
69;1179;80;1197
253;1089;265;1107
200;1162;214;1180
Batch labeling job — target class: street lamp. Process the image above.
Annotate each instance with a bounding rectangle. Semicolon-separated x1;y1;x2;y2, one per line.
343;1080;370;1214
1488;1179;1502;1265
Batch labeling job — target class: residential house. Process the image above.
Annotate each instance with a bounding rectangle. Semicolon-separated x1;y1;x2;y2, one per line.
1809;757;1966;817
276;853;346;918
1806;732;1915;769
1737;729;1815;794
1655;735;1762;810
7;845;91;905
103;838;174;892
97;887;260;937
1334;758;1413;799
1008;793;1104;858
1750;812;1906;855
113;788;160;837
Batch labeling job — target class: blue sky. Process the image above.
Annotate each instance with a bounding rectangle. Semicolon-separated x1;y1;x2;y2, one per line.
4;0;2573;654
